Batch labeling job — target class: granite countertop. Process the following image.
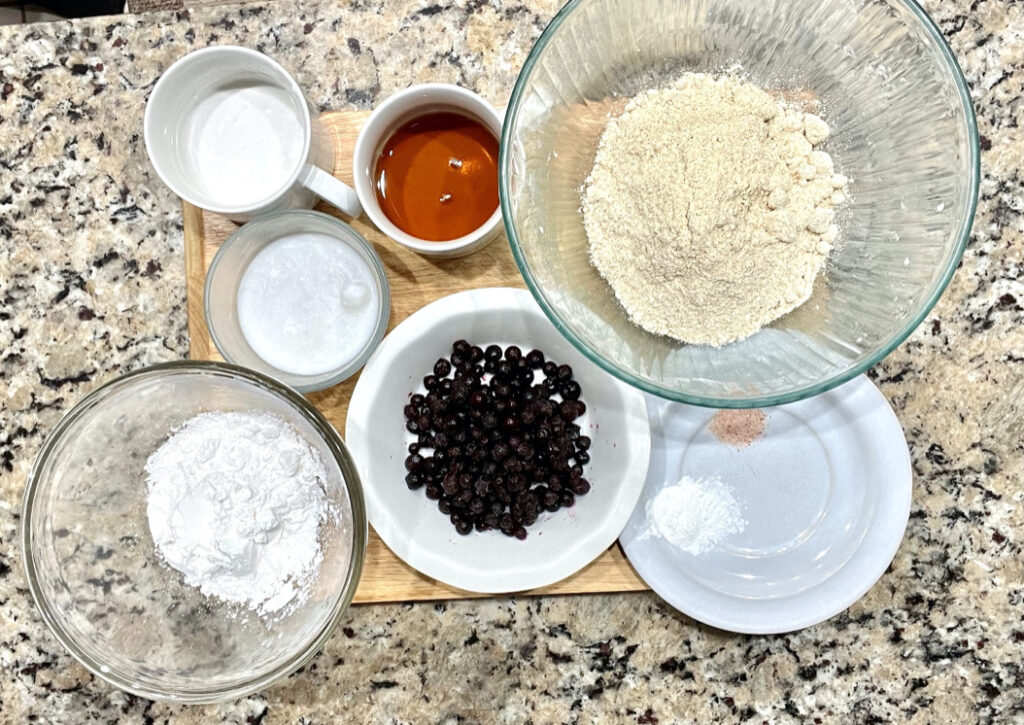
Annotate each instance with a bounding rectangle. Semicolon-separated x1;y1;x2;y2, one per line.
0;1;1021;722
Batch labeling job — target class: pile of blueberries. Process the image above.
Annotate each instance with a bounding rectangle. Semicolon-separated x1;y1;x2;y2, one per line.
403;340;591;539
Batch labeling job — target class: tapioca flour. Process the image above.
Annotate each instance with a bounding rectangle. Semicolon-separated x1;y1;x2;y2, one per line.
145;410;333;617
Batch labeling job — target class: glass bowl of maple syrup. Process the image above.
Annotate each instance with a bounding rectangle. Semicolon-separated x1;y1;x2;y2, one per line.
353;84;503;258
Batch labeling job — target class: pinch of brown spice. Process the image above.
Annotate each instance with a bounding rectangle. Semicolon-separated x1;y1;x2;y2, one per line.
710;409;767;448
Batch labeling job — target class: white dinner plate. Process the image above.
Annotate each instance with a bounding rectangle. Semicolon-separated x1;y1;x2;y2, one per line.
346;288;651;593
620;376;912;634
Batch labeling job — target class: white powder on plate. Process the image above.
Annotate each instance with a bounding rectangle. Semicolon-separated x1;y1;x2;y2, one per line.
645;475;745;555
145;411;333;618
583;72;849;347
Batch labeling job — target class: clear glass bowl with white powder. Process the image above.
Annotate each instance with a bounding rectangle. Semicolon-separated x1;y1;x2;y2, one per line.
205;210;391;392
21;362;366;702
500;0;979;407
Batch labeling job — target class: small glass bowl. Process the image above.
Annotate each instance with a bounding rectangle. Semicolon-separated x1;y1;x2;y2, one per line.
21;361;367;702
205;210;391;392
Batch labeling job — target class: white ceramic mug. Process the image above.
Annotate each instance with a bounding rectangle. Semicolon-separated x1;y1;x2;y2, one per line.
144;46;361;221
352;84;504;258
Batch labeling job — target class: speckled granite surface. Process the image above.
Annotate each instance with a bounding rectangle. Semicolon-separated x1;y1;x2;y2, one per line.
0;1;1021;722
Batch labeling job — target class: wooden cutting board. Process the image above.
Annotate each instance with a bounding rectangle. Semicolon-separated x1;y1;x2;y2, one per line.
183;109;648;604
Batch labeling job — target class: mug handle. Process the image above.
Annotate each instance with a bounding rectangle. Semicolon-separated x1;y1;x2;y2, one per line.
300;165;363;218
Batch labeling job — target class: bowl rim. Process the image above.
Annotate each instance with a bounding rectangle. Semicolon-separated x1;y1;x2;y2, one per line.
498;0;980;409
204;209;392;393
19;360;368;703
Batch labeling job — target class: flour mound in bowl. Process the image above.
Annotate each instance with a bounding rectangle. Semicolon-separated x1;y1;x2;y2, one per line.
582;73;849;347
145;411;335;619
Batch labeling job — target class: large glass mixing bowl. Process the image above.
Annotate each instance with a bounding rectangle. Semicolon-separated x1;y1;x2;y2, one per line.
21;362;367;702
500;0;979;407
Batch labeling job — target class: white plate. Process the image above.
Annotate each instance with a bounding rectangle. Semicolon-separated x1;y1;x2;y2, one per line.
346;288;651;593
620;376;912;634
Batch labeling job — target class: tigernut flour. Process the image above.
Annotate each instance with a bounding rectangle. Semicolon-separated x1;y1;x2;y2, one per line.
582;73;849;346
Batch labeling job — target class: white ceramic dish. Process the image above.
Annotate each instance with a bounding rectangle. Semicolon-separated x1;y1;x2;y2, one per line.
352;84;504;258
145;46;361;221
620;376;912;634
346;287;651;593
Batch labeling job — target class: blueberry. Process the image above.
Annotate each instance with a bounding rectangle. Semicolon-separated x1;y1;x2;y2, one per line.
406;341;594;539
560;380;582;400
434;358;452;377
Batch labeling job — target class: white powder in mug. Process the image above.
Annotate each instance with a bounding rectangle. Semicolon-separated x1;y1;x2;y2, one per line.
645;475;745;555
145;411;334;618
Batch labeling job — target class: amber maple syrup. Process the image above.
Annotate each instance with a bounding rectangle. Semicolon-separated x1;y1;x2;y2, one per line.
373;111;499;242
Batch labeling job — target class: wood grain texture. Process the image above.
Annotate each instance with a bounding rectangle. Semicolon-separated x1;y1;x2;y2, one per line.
184;109;648;604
